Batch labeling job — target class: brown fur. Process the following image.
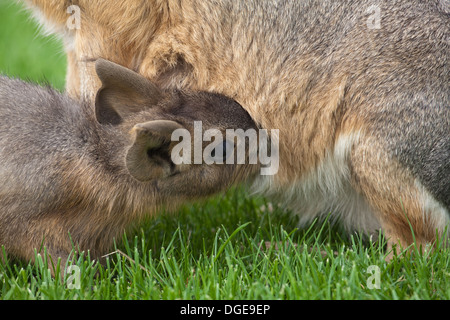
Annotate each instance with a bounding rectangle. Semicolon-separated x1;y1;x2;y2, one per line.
20;0;450;253
350;136;441;255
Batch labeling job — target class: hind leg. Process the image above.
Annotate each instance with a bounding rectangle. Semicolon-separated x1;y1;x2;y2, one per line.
350;136;449;258
1;218;75;278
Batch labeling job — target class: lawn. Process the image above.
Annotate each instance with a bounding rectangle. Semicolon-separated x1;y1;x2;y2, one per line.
0;0;449;301
0;0;66;90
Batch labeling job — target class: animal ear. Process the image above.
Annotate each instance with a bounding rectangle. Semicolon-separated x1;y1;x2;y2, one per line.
126;120;185;182
94;59;164;125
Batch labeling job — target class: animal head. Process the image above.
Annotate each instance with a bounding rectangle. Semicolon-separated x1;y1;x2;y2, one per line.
94;59;261;195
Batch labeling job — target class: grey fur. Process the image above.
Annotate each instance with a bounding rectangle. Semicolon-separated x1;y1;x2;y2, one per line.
0;62;259;272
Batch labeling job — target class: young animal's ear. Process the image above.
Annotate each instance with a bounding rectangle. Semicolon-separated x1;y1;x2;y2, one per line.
126;120;185;182
95;59;164;125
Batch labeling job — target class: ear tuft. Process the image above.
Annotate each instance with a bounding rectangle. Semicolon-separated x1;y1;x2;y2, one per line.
94;59;165;125
126;120;185;181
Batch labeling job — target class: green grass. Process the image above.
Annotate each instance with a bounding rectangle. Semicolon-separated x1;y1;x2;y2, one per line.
0;0;66;90
0;1;449;301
